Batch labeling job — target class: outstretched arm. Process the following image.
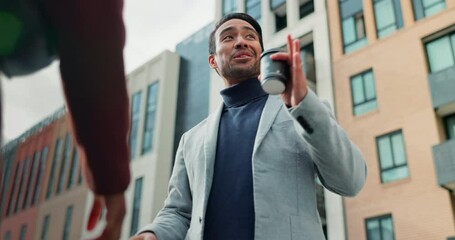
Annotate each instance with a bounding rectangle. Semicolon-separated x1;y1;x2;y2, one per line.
43;0;130;238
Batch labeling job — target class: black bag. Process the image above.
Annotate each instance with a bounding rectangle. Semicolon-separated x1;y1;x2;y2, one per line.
0;0;57;78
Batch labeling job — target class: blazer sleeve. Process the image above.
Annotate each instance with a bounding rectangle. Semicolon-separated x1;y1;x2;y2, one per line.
138;133;192;239
289;89;367;197
43;0;130;195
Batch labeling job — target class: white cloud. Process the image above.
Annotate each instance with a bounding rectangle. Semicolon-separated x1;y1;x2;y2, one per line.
2;0;214;142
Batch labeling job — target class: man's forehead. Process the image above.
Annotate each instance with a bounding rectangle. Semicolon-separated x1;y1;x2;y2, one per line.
215;19;257;36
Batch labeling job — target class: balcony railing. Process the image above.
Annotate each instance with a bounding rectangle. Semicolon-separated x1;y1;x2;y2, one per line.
432;139;455;192
428;66;455;109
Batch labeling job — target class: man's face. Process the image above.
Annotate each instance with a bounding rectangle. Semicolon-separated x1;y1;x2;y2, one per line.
209;19;262;84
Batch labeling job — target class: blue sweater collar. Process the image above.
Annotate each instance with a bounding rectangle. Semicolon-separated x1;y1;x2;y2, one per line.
220;78;267;108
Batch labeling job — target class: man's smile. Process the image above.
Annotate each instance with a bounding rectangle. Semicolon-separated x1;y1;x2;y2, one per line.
232;50;254;60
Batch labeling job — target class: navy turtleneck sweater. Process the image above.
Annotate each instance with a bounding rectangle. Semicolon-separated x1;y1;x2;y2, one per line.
203;78;268;240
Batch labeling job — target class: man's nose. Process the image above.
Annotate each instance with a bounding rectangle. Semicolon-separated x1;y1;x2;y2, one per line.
234;36;248;48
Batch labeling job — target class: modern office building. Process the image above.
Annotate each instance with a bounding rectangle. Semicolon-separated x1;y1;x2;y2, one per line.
212;0;341;238
327;0;455;239
121;50;180;239
174;23;213;155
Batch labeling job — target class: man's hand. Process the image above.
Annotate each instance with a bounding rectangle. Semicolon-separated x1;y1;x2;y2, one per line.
86;193;126;240
270;34;308;107
129;232;158;240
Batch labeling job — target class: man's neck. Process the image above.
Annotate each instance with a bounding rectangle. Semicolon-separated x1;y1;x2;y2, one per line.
223;76;259;87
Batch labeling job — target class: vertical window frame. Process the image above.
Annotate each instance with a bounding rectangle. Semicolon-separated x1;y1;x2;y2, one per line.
299;0;314;19
56;133;72;194
443;113;455;140
271;0;287;32
339;0;367;54
350;69;377;116
46;138;63;199
67;148;79;189
130;91;143;160
32;146;48;205
424;32;455;73
270;0;286;10
6;161;21;216
245;0;261;22
130;177;144;236
15;157;30;213
300;42;317;90
4;231;11;240
376;130;409;183
24;151;41;209
365;214;395;240
141;82;159;155
19;224;27;240
223;0;237;15
40;215;50;240
62;205;73;240
372;0;404;39
413;0;446;20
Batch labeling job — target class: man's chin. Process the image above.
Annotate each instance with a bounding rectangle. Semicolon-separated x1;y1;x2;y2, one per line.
227;68;259;79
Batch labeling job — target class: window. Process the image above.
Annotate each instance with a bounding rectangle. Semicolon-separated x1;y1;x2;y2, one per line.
62;205;73;240
130;91;142;160
223;0;237;15
425;32;455;73
46;138;63;199
373;0;403;39
142;82;159;155
351;70;377;115
299;0;314;19
271;0;285;9
444;114;455;140
365;214;395;240
57;133;72;194
32;146;48;205
377;130;409;183
271;0;286;32
24;151;40;209
67;148;79;189
300;43;316;90
4;231;11;240
1;151;14;215
340;0;367;53
19;224;27;240
40;215;50;240
275;13;287;32
130;177;143;236
413;0;446;20
6;161;21;216
15;157;30;213
246;0;261;22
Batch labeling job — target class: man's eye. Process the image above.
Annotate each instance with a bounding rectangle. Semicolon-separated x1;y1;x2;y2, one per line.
246;34;256;39
223;35;233;40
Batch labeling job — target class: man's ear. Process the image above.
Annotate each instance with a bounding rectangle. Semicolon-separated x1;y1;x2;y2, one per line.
208;54;218;69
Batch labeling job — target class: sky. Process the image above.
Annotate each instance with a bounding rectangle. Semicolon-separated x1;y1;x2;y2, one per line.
1;0;215;142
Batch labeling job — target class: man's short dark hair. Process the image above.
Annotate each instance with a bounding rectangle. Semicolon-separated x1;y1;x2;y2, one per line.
209;13;264;54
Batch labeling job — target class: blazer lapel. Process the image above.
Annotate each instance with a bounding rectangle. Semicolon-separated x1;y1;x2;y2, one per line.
252;95;283;156
202;103;223;208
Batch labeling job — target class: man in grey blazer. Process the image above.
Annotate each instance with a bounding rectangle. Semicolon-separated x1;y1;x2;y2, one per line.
131;13;367;240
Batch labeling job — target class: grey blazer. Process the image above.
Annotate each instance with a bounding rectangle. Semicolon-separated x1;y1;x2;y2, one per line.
140;90;367;240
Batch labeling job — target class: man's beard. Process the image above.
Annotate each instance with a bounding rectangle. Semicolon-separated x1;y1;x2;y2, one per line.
221;61;260;81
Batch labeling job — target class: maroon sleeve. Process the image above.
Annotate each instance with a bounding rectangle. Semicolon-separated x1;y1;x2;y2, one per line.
43;0;131;195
